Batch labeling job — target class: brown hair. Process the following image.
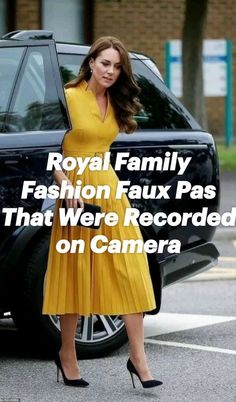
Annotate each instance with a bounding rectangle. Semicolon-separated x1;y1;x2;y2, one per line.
64;36;142;134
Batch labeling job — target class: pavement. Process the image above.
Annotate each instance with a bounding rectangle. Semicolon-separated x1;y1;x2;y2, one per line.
213;170;236;242
188;170;236;281
215;170;236;239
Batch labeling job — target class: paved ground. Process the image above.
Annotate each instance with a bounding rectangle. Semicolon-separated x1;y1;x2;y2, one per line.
195;170;236;280
0;170;235;402
216;170;236;236
0;280;235;402
219;171;236;215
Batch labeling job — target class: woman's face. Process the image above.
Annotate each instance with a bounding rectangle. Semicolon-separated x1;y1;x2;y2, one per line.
89;47;122;88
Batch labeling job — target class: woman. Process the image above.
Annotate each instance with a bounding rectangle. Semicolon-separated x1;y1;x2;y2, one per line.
42;36;162;389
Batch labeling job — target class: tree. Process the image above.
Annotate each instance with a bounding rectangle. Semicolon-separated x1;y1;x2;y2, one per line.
182;0;208;129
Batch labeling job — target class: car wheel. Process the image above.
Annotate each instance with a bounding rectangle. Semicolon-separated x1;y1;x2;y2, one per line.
11;231;128;358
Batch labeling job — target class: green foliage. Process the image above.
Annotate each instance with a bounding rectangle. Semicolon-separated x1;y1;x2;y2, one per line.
217;144;236;171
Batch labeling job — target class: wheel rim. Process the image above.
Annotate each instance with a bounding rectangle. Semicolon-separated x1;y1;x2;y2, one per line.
48;314;125;344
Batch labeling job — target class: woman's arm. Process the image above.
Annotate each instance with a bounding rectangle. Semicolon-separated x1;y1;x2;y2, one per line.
53;169;72;187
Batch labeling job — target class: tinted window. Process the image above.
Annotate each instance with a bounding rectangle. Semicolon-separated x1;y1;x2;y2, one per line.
58;53;200;130
58;53;83;83
132;59;200;129
0;47;25;131
6;46;66;132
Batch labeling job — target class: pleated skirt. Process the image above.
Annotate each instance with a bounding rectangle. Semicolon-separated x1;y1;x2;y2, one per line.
42;160;156;316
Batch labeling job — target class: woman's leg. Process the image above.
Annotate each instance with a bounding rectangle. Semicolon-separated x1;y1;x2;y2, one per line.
59;314;81;379
121;312;154;381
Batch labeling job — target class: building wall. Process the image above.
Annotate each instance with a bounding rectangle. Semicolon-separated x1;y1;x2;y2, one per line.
12;0;236;138
15;0;40;29
93;0;235;138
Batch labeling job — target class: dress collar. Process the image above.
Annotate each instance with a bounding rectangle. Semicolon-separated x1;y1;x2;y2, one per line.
81;79;90;92
81;80;110;123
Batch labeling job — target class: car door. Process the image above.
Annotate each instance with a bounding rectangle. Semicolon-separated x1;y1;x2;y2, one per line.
0;38;70;300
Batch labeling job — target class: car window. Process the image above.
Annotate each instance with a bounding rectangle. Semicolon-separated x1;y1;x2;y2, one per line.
0;47;25;131
5;46;66;132
58;53;82;83
58;52;200;130
132;59;200;129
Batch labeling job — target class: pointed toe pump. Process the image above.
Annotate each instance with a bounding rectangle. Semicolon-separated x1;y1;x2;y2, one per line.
55;353;89;387
127;358;163;388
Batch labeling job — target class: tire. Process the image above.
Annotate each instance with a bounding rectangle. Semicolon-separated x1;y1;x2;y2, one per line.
11;231;128;358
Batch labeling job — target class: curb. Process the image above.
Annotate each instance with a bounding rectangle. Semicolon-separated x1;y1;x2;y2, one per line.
213;227;236;241
184;267;236;282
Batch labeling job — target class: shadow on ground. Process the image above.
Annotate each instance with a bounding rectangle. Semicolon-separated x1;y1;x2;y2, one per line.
0;317;52;359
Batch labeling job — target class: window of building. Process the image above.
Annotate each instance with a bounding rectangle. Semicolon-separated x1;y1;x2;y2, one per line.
42;0;85;43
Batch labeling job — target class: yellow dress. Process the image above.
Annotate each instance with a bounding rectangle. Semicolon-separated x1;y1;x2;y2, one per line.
42;79;156;316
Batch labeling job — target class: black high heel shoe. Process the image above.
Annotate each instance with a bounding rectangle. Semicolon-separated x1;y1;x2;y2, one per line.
127;358;163;388
55;353;89;387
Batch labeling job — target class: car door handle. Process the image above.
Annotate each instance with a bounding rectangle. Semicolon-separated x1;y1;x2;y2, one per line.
0;154;24;164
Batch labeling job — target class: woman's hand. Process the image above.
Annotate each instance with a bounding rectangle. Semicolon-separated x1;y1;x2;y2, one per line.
63;178;84;211
65;194;84;211
54;171;84;212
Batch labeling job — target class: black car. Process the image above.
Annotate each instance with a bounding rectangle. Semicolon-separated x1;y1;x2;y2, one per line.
0;30;219;358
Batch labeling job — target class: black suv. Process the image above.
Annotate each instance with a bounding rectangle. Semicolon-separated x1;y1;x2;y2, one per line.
0;30;219;358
